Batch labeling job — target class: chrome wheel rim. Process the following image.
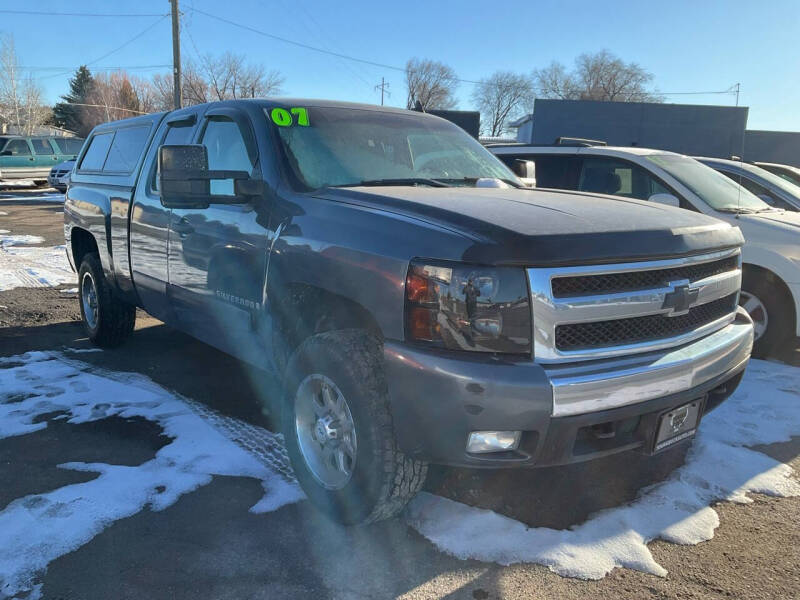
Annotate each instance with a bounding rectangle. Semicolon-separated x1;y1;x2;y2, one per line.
740;291;768;341
294;374;357;490
81;271;99;330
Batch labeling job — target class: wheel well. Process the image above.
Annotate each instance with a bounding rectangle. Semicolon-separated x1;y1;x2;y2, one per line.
70;228;99;269
272;283;384;373
742;263;796;327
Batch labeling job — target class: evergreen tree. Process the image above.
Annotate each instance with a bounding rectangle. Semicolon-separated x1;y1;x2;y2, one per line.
52;66;94;135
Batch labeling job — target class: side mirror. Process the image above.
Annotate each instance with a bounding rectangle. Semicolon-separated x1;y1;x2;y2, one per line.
512;159;535;179
0;150;12;156
648;193;680;208
158;144;262;208
511;159;536;188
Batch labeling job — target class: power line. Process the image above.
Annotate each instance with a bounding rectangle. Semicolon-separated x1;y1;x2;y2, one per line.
187;7;413;76
0;10;169;17
186;7;739;98
59;102;150;115
22;65;171;71
35;16;169;82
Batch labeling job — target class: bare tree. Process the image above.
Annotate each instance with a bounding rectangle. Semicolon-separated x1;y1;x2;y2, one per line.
533;50;662;102
80;72;147;130
405;58;458;110
0;34;49;134
146;53;285;110
472;71;535;137
531;61;579;100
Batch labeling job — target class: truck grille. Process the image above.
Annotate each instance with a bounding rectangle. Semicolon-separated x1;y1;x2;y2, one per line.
527;249;742;362
552;255;739;297
555;293;738;351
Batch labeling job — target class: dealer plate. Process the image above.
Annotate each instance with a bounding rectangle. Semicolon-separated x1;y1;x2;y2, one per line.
653;400;701;452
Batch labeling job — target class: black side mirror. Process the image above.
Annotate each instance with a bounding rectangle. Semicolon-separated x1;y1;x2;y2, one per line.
0;150;12;156
158;144;263;208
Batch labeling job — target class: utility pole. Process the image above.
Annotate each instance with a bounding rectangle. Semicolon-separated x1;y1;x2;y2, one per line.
170;0;182;110
734;82;740;107
374;77;390;106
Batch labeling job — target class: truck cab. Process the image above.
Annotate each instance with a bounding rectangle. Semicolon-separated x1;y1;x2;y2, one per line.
65;100;753;525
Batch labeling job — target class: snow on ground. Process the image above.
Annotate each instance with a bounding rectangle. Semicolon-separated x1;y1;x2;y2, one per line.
406;358;800;580
0;336;798;591
0;351;303;599
0;230;75;291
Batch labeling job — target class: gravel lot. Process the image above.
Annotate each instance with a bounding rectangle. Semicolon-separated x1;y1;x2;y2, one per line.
1;190;798;599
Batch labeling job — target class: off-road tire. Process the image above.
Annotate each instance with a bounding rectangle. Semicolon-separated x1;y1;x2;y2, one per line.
742;270;792;358
281;329;427;525
78;253;136;348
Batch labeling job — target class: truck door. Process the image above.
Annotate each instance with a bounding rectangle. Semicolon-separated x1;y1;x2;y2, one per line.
129;107;202;321
167;107;270;360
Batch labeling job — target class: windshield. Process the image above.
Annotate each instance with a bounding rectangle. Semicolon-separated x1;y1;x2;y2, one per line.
646;154;770;213
269;106;518;190
744;163;800;197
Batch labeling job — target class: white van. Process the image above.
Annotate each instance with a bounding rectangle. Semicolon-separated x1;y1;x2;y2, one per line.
491;144;800;357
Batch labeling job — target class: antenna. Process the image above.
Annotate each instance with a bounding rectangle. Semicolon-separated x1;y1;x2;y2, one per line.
374;77;390;106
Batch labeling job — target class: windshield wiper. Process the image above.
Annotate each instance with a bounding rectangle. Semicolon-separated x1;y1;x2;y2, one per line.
716;207;758;214
334;178;451;188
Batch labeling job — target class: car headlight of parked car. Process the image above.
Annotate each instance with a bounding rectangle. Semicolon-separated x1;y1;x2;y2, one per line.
405;260;532;355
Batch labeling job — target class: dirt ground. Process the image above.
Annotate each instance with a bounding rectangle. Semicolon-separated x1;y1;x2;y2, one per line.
1;191;799;599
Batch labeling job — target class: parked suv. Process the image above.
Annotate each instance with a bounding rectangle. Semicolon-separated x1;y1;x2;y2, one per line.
0;136;84;185
65;101;752;524
697;157;800;211
491;144;800;357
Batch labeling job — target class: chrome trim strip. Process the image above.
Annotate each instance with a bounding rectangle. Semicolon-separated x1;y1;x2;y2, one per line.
545;309;753;416
547;248;740;279
529;249;742;362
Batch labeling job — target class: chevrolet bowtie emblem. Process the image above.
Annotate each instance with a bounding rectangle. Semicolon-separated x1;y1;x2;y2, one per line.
662;281;699;316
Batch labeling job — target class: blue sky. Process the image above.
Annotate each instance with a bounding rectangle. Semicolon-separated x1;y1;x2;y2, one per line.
4;0;799;130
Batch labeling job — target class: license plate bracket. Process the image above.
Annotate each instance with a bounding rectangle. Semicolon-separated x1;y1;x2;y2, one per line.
652;399;702;453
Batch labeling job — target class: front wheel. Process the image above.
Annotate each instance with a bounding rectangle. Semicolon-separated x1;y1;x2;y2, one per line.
281;330;427;525
78;253;136;347
740;271;792;358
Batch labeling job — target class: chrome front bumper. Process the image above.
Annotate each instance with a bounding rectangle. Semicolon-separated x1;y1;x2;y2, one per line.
544;307;753;417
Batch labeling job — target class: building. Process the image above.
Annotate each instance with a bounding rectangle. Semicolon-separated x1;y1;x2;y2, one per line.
514;99;749;159
743;130;800;167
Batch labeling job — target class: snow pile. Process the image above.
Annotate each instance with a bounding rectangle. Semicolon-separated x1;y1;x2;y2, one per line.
406;358;800;579
0;231;75;291
0;352;303;598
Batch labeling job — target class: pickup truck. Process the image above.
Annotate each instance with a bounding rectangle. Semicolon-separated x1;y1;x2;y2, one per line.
65;99;754;525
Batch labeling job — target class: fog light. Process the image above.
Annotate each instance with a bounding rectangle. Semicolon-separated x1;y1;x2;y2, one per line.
466;431;521;454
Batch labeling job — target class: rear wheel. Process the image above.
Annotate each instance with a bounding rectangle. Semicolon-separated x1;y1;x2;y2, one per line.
78;253;136;347
740;270;792;358
281;329;427;525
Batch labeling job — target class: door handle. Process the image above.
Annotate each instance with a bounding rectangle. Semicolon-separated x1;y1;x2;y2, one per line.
172;218;194;237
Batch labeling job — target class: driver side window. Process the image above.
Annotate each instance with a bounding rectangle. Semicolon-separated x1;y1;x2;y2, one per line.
200;118;254;196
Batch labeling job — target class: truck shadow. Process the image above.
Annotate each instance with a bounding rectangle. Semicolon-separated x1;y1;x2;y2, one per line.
1;318;707;530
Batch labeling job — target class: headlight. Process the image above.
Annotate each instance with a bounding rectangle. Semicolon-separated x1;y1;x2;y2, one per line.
405;260;532;355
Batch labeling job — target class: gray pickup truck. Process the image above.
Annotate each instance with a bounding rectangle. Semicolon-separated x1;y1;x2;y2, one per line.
65;99;754;524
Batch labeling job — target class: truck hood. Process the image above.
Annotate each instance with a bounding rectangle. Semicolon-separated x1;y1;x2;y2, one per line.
738;210;800;230
318;186;743;266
